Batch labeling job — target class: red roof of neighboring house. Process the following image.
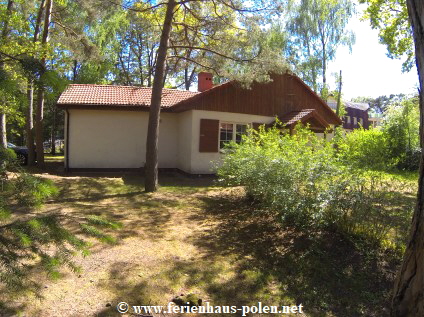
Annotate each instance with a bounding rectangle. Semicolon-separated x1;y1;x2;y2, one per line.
57;84;199;108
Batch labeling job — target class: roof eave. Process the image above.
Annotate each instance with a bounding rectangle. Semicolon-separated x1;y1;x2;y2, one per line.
56;103;174;112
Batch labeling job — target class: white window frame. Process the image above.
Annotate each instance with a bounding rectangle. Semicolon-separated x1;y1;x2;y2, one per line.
345;116;351;124
353;117;357;125
219;121;250;150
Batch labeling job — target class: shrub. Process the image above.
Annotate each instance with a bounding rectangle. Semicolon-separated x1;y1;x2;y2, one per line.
0;147;17;179
218;124;342;228
323;171;413;249
335;127;393;170
396;148;421;171
0;147;17;164
382;96;420;170
217;124;413;249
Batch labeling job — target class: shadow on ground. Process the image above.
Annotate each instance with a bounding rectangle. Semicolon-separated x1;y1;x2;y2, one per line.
187;192;401;317
2;159;408;317
92;189;402;317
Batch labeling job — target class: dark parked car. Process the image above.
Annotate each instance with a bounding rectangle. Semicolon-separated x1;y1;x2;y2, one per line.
7;142;29;165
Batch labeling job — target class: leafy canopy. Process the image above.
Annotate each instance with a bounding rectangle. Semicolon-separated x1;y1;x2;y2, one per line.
359;0;413;72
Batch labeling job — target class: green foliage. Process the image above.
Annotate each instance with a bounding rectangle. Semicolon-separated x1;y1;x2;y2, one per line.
359;0;413;72
335;127;393;170
218;124;340;228
285;0;355;92
0;153;121;293
86;214;123;230
352;93;407;114
13;174;59;207
336;95;420;171
0;147;17;165
217;124;413;249
382;96;420;169
324;170;413;250
0;155;87;290
0;215;87;290
80;215;123;244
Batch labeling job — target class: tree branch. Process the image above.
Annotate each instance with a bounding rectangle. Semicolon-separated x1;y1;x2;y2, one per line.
105;0;167;12
167;55;224;76
168;45;260;62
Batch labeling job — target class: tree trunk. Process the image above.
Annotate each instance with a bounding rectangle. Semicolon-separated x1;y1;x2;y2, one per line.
50;106;56;155
336;70;342;116
35;0;53;168
72;60;78;82
184;67;196;90
1;0;13;38
184;68;189;90
26;84;36;165
0;0;14;149
305;36;318;92
144;0;176;192
26;0;45;166
321;41;327;98
35;89;45;167
391;1;424;316
0;112;6;149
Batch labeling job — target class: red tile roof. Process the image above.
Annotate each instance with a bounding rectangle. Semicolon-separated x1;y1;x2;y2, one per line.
57;84;199;108
279;109;315;126
277;109;329;129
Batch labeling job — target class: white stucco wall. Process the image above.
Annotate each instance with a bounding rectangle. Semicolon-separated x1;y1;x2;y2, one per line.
159;112;179;168
66;108;337;173
67;109;178;169
177;111;194;173
64;110;68;168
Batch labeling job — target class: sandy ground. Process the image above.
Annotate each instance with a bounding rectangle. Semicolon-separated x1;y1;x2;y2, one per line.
2;173;267;317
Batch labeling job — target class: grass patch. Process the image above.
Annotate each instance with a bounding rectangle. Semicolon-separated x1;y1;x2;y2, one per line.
44;154;64;163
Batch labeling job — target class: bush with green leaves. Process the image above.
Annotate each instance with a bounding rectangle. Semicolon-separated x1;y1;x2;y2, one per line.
323;170;414;250
331;96;421;171
0;147;17;180
334;127;393;170
382;96;420;170
217;124;413;248
0;147;17;163
218;125;343;228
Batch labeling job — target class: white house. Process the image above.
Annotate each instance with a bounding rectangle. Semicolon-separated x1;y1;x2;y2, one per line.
57;72;342;174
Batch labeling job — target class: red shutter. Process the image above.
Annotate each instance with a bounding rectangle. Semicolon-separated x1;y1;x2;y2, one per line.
199;119;219;152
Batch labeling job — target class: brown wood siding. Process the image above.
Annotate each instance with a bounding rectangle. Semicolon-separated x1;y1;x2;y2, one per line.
173;73;342;126
199;119;219;152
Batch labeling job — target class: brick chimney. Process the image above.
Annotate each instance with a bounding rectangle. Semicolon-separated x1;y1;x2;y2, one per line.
198;72;213;92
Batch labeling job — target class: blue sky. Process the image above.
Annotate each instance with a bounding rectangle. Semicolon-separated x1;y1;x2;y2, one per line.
327;5;419;100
